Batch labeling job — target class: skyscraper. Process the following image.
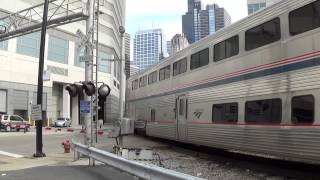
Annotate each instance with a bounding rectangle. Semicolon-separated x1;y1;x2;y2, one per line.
182;0;231;43
133;29;166;71
247;0;282;14
124;33;131;79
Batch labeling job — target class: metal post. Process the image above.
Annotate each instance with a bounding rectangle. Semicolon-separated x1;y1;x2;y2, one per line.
118;26;125;147
34;0;49;158
84;0;95;155
95;0;100;144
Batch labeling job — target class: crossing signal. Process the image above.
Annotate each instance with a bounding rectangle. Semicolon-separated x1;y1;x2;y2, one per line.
98;84;111;97
82;81;96;96
65;84;83;97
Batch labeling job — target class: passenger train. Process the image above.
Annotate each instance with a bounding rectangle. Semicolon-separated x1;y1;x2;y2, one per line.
127;0;320;164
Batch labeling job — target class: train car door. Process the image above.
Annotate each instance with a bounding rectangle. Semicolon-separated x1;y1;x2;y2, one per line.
177;95;187;141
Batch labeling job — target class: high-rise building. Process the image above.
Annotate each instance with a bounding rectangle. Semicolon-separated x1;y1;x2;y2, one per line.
133;29;166;71
166;41;172;56
124;33;131;79
247;0;282;14
0;0;126;124
182;0;231;43
170;34;189;55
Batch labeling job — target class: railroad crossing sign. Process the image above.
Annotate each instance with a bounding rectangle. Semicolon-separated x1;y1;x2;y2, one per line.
76;28;95;50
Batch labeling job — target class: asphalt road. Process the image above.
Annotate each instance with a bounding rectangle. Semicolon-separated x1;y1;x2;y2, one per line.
0;129;137;180
0;131;72;156
1;165;137;180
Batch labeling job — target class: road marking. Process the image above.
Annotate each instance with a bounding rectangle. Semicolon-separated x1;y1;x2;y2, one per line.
0;150;24;158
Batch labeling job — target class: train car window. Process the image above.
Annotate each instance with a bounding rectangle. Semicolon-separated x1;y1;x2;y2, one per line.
212;103;238;123
292;95;314;124
148;71;158;85
179;99;185;116
159;65;171;81
245;18;281;51
151;109;156;122
190;48;209;70
289;1;320;36
139;75;147;88
173;58;187;76
132;79;139;90
245;98;282;124
214;35;239;62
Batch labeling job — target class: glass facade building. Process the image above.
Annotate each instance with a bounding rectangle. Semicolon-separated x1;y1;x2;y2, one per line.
182;0;231;43
247;0;282;15
133;29;166;71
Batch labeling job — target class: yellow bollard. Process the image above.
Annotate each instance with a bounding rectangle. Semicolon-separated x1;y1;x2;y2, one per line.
47;117;50;127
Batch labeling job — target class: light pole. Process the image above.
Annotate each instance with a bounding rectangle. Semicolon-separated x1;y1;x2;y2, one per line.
34;0;49;158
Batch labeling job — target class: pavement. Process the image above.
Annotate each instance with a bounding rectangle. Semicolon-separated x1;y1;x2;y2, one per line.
0;126;148;180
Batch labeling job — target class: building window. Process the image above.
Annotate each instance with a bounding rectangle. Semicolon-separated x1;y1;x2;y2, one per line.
132;79;139;90
190;48;209;70
148;71;157;84
159;65;171;81
151;109;156;122
98;51;112;73
48;36;69;64
173;58;187;76
139;75;148;88
0;40;8;51
245;98;282;124
292;95;314;124
245;18;281;51
74;46;85;68
16;32;40;58
212;103;238;123
289;1;320;36
214;35;239;62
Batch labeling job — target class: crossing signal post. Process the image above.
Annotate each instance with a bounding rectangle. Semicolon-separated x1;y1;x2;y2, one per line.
66;82;111;143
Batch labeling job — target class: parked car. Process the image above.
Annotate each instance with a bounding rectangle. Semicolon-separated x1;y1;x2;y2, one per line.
0;114;30;132
52;117;71;127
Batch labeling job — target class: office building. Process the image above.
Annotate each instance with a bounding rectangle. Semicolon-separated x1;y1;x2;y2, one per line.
0;0;126;125
247;0;282;14
170;34;189;55
166;41;172;56
182;0;231;43
133;29;166;71
124;33;130;79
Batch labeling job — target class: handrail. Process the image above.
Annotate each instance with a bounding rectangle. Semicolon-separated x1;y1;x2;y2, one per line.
72;141;207;180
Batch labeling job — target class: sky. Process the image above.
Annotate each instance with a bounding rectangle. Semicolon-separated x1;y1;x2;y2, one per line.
126;0;248;41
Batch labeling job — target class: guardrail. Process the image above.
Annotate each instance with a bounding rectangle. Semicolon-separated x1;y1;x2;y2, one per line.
72;142;206;180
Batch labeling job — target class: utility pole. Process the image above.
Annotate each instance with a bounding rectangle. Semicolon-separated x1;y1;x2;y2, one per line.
34;0;49;158
118;26;125;146
84;0;95;151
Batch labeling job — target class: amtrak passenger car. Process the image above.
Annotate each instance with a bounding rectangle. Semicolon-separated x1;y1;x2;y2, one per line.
127;0;320;164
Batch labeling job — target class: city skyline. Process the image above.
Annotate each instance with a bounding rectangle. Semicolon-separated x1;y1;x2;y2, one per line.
126;0;248;41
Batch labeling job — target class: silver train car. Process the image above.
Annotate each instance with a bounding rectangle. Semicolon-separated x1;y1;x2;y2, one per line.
127;0;320;164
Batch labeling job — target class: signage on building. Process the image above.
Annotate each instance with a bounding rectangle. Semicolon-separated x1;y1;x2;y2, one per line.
32;104;42;121
80;100;90;114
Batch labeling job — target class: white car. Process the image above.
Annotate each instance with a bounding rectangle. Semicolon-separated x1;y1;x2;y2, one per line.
0;114;31;132
52;117;71;127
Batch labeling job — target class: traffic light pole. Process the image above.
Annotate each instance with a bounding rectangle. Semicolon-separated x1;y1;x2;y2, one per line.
34;0;49;158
